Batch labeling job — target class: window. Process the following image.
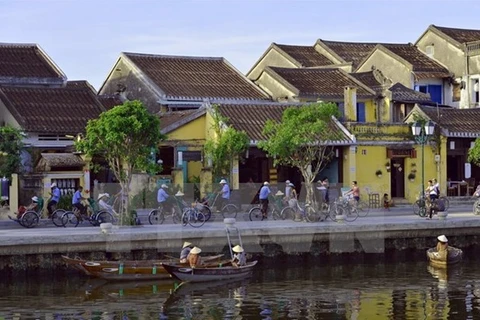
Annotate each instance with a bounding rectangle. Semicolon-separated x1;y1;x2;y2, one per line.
452;83;461;102
473;79;479;105
415;84;442;104
356;102;366;122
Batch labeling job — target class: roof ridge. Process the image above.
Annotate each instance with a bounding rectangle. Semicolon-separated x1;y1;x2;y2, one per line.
0;42;38;48
319;39;404;46
274;43;315;48
122;52;223;61
433;25;480;32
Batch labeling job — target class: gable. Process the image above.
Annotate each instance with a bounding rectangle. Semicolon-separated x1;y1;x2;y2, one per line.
166;114;206;141
247;45;299;81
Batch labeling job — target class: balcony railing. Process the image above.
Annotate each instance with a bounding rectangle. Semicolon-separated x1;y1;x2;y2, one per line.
344;122;412;140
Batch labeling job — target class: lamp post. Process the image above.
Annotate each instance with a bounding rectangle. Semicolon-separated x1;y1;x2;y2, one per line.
411;120;435;203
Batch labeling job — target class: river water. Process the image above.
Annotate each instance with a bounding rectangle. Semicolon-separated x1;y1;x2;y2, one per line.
1;260;479;320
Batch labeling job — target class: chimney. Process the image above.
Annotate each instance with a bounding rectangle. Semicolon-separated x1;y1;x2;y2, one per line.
344;86;357;121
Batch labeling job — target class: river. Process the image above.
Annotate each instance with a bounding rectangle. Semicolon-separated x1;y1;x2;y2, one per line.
1;260;479;319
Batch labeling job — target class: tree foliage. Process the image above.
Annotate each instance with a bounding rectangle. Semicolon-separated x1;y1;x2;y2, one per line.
258;102;340;205
76;100;164;224
468;137;480;166
204;105;249;181
0;125;23;178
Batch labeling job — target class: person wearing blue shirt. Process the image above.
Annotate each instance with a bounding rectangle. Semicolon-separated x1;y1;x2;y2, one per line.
72;186;87;216
217;179;230;212
47;182;61;217
259;181;271;220
157;184;173;213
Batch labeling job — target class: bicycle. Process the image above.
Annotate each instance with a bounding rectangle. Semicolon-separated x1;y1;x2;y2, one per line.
329;196;359;222
181;202;206;227
62;198;114;227
9;196;66;228
148;196;185;225
413;192;427;217
203;192;238;219
280;199;316;221
248;195;283;221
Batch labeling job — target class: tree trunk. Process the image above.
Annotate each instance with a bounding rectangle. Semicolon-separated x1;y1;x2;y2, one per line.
299;168;316;209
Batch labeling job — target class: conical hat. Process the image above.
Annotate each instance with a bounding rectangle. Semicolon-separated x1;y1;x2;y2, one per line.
232;245;244;253
437;235;448;242
182;241;192;248
190;246;201;254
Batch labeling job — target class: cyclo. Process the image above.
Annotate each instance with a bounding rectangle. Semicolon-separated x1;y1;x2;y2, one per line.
201;192;238;219
148;191;189;225
62;198;114;227
9;196;66;228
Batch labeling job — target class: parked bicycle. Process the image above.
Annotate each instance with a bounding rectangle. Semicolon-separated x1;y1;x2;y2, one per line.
9;196;66;228
329;196;358;222
62;198;114;227
181;201;206;227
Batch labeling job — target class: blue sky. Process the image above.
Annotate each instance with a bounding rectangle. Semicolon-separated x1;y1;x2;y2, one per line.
1;0;479;90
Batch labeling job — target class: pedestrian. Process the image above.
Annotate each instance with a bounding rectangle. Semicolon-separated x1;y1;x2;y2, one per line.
47;183;61;217
259;181;271;220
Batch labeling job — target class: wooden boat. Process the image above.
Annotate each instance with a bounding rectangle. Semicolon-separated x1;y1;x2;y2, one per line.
62;254;224;281
426;246;463;268
162;260;258;282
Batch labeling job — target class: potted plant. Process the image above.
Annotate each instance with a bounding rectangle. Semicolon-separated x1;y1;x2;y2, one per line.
385;161;391;172
408;172;416;182
375;169;383;178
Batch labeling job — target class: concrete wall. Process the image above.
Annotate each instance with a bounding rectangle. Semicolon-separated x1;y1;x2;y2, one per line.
254;71;297;101
469;56;480;74
313;43;344;65
357;50;412;88
416;30;465;77
247;48;298;80
99;58;161;114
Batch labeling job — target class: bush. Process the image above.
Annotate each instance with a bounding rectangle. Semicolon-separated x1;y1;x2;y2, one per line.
56;194;73;210
131;188;157;209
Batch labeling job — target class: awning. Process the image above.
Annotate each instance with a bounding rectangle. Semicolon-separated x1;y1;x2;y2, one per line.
36;153;85;171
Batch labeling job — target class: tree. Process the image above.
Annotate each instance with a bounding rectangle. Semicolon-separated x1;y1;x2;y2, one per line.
468;137;480;166
0;125;23;178
204;105;249;182
258;102;340;207
76;100;164;225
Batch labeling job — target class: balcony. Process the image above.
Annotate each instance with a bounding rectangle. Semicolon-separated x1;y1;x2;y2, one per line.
344;122;412;141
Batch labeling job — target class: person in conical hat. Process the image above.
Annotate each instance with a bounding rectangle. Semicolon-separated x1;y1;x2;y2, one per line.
435;235;449;261
180;241;193;263
231;245;246;267
187;246;202;268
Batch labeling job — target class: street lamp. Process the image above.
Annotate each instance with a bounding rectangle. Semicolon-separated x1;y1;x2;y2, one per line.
411;120;435;205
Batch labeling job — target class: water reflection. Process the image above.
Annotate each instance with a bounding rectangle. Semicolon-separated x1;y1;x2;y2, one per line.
2;262;480;319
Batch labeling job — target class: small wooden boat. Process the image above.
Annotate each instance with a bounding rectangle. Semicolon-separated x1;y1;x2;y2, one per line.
62;254;224;281
426;247;463;268
162;260;258;282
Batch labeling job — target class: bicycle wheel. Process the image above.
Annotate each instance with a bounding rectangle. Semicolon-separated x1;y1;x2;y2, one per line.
329;204;340;222
172;208;181;224
21;211;39;228
249;207;262;221
305;206;319;222
418;205;427;217
281;207;295;220
357;201;370;217
189;211;206;228
413;200;421;215
441;197;450;210
344;206;359;222
199;205;212;222
96;211;114;225
148;209;165;225
51;209;66;227
181;209;190;226
222;204;238;219
62;211;79;227
271;208;282;220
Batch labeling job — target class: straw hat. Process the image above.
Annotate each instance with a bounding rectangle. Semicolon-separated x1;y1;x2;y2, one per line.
51;183;57;188
175;191;185;197
220;179;227;184
190;247;201;254
182;241;192;248
161;184;168;189
31;196;39;203
97;193;106;200
275;190;284;196
437;235;448;243
232;245;244;253
263;181;269;186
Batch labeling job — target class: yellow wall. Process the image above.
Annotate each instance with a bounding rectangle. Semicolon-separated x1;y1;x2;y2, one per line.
365;99;376;122
167;116;206;141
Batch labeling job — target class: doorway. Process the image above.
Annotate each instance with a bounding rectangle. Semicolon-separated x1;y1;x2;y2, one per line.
390;158;405;198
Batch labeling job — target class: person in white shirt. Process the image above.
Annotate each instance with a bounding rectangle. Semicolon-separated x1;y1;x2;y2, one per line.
432;178;440;196
98;193;116;215
157;184;173;213
284;180;291;199
217;179;230;212
231;245;247;267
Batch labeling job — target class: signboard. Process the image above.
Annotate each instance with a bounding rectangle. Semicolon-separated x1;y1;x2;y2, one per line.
182;151;202;162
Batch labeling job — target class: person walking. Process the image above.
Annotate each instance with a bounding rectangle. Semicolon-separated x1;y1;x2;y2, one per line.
47;183;61;217
259;181;271;220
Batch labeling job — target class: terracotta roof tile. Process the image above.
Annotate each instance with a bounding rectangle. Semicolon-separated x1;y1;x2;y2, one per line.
269;67;375;99
0;81;105;134
389;83;432;102
97;94;124;110
124;53;268;100
350;71;382;89
434;25;480;44
420;105;480;136
0;43;64;79
217;102;354;145
384;44;450;77
158;109;199;130
320;40;379;68
275;44;333;67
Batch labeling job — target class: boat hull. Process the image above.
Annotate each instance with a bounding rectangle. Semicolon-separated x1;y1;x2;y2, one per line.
162;260;257;282
426;247;463;268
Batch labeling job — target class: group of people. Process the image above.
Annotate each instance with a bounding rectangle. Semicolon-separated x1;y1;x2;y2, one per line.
179;241;247;268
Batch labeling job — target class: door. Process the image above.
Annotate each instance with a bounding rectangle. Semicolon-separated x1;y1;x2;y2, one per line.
390;158;405;198
356;102;366;122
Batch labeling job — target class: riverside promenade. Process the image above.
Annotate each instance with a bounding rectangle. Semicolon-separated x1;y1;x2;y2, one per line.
0;204;479;270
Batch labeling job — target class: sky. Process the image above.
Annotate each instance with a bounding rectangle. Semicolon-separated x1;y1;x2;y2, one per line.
1;0;479;90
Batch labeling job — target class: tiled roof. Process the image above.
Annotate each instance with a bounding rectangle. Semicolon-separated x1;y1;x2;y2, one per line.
350;71;382;89
434;25;480;44
158;109;200;130
97;94;124;110
0;43;64;79
268;67;375;99
275;44;333;67
389;83;432;102
124;53;268;100
319;40;379;68
39;153;85;168
0;81;105;134
420;105;480;137
217;102;354;145
383;44;450;77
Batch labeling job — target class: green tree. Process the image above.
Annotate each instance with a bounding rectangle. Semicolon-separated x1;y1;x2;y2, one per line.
76;100;164;224
258;102;340;207
204;105;249;182
0;125;23;178
468;137;480;166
